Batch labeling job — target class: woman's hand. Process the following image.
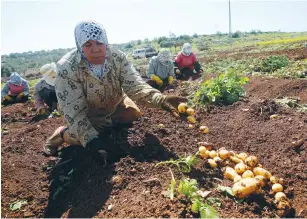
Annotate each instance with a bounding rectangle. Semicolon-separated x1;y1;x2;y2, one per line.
162;95;188;118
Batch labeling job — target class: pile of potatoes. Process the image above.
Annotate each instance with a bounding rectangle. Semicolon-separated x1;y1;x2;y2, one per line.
178;103;196;124
198;146;291;210
178;103;209;134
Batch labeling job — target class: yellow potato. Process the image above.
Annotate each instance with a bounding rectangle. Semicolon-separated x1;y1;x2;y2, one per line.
270;114;279;120
278;178;284;185
208;159;217;168
219;149;231;159
235;163;246;174
237;152;248;161
270;176;278;184
205;150;210;157
234;175;242;183
186;108;195;116
178;103;188;113
187;116;196;124
254;175;266;187
199;146;207;154
213;156;222;164
224;167;238;181
253;167;272;179
275;192;287;202
242;170;254;178
232;178;261;199
209;150;217;158
277;200;291;210
188;124;194;129
245;156;258;168
272;183;283;193
158;124;165;128
199;126;209;134
230;156;243;164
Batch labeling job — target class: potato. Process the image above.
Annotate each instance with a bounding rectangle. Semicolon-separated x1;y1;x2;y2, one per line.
158;123;165;128
270;176;278;184
230;156;243;164
270;114;279;120
186;108;195;116
219;149;231;159
199;126;209;134
277;200;291;210
188;124;194;129
209;150;217;158
272;183;283;193
224;167;238;181
245;156;258;168
232;178;261;198
275;192;287;202
291;139;304;148
234;175;242;183
255;175;266;187
208;159;217;168
178;103;188;113
237;152;248;161
235;163;246;174
253;167;272;179
213;156;222;164
197;142;214;150
199;146;207;154
242;170;254;178
278;178;284;185
187;116;196;124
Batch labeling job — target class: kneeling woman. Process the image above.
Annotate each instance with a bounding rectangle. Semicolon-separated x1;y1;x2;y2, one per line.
44;21;186;161
34;63;58;114
1;72;29;105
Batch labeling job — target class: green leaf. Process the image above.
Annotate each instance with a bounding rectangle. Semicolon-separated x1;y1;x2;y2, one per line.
199;204;219;219
207;197;222;207
10;200;27;211
217;185;234;197
169;170;176;200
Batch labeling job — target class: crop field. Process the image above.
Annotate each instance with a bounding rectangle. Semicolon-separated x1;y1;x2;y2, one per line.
1;32;307;218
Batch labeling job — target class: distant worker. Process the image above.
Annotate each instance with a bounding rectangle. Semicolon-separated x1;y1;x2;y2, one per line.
146;49;175;91
1;72;30;105
174;43;202;80
34;63;58;115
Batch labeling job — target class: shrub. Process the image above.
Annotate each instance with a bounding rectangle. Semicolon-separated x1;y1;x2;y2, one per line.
194;71;249;105
257;55;289;72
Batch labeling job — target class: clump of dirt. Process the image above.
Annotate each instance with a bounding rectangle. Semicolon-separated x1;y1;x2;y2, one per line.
250;99;280;119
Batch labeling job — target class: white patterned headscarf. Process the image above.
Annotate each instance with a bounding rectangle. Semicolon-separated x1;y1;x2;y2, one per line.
74;21;109;79
157;49;172;66
181;43;192;56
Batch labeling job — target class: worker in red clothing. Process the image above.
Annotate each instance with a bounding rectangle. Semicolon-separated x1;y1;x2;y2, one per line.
174;43;202;80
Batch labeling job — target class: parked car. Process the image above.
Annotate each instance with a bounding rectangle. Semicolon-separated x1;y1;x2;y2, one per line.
132;47;158;59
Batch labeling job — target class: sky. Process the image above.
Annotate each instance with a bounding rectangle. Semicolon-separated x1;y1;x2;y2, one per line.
1;0;307;55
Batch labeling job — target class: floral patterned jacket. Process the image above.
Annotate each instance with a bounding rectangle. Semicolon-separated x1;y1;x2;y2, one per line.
55;47;166;146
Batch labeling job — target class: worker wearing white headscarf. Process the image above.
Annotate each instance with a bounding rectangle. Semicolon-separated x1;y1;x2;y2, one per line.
146;49;175;90
44;21;186;161
175;43;202;79
34;63;58;115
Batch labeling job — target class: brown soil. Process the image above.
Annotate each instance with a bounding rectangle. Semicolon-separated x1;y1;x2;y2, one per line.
199;47;307;63
1;77;307;218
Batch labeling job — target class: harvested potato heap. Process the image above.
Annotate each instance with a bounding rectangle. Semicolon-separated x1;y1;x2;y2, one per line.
178;103;196;124
198;146;291;211
178;103;210;133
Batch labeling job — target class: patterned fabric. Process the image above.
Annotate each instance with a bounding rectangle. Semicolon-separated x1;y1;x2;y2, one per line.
1;72;29;97
74;21;109;79
146;56;174;80
181;43;192;56
56;47;166;147
157;49;172;66
34;79;56;108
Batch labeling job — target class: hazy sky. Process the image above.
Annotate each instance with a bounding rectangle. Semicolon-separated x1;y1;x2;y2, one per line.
1;0;307;54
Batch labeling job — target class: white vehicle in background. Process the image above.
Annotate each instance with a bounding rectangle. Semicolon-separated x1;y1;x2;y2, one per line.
132;46;158;59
